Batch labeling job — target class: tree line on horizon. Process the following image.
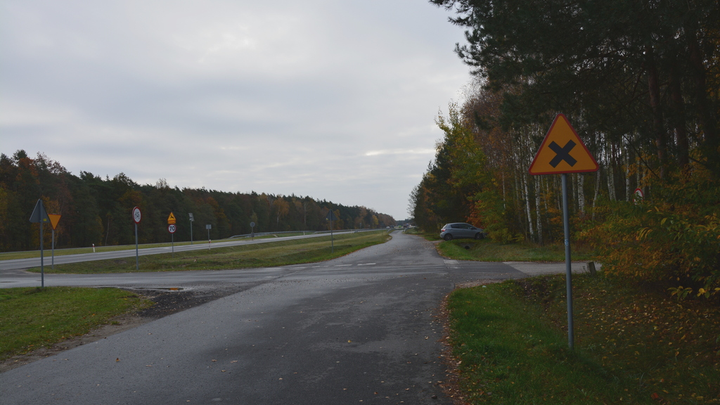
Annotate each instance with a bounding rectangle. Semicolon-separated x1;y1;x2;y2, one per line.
411;0;719;298
0;150;395;252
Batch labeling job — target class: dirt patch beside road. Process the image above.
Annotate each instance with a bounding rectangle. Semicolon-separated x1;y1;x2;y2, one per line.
0;285;248;373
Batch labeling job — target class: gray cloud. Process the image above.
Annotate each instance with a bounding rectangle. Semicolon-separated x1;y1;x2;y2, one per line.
1;0;469;219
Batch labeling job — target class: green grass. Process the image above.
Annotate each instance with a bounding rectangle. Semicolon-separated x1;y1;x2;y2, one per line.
408;228;442;241
0;287;153;361
29;231;391;274
438;238;594;262
447;275;720;404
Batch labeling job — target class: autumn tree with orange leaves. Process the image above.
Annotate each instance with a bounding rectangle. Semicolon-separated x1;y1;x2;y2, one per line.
412;0;720;297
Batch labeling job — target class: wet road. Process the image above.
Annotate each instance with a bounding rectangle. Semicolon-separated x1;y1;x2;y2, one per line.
0;232;540;404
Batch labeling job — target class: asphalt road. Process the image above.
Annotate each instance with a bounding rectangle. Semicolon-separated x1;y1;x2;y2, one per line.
0;232;578;404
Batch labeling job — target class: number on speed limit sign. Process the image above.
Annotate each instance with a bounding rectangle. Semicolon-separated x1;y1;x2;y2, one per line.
132;206;142;224
168;224;176;234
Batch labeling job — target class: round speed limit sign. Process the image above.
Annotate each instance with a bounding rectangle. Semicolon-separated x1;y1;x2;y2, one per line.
168;224;177;234
132;206;142;224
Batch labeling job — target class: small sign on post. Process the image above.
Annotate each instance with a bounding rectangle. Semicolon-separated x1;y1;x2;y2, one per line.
29;199;50;288
48;214;61;271
132;206;142;270
529;114;598;350
206;224;212;250
633;188;644;204
168;224;176;257
189;213;194;244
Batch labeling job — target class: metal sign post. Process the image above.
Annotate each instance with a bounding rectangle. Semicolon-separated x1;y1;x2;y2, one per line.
189;213;194;244
132;206;142;270
48;214;61;271
168;224;177;257
206;224;212;250
529;114;598;350
250;221;255;241
561;173;574;348
167;213;176;257
29;199;50;288
51;228;54;271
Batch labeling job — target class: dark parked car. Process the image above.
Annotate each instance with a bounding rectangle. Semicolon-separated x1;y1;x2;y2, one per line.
439;222;485;241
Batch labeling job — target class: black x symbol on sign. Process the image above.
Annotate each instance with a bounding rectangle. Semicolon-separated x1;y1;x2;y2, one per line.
548;140;577;168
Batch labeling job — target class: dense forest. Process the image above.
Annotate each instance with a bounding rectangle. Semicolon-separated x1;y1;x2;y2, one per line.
412;0;719;297
0;150;395;252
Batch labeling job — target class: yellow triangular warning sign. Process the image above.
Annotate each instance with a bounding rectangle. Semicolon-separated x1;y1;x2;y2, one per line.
529;114;598;175
167;212;176;225
48;214;61;230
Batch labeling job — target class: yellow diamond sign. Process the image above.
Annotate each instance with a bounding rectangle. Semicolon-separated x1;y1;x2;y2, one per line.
529;114;598;175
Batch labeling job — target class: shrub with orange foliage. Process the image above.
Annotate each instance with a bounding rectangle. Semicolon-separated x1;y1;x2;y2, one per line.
583;168;720;299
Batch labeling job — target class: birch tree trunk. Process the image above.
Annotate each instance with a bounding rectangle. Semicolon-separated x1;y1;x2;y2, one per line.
556;175;562;212
578;174;585;216
523;172;535;240
607;141;616;201
625;144;631;201
592;167;601;221
502;172;506;210
573;173;579;213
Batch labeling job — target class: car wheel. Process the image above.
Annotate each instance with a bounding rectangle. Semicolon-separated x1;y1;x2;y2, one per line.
474;233;484;240
444;234;453;241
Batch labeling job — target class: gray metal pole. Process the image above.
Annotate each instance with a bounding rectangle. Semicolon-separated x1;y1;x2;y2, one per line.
190;221;193;245
40;220;44;288
135;223;139;270
561;173;574;349
171;232;174;258
330;220;334;253
51;229;55;271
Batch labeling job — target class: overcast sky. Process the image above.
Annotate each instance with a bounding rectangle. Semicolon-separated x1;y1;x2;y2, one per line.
1;0;470;220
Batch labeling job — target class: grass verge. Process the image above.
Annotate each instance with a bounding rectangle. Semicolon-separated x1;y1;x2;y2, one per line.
446;274;720;404
0;287;153;361
437;238;594;262
30;231;390;274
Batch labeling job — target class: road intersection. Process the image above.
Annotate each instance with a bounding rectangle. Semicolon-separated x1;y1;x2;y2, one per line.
0;232;591;404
